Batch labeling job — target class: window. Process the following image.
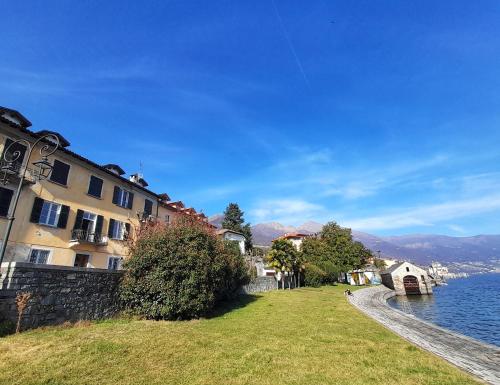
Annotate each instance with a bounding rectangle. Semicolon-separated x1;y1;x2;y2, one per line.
0;187;14;217
165;214;170;224
119;191;130;207
108;219;130;240
88;176;103;198
50;159;70;186
112;186;134;209
144;199;153;217
108;256;122;271
73;210;103;233
29;249;50;264
82;212;97;231
110;220;125;240
1;138;27;171
30;198;70;228
72;210;104;243
74;253;90;268
39;201;61;226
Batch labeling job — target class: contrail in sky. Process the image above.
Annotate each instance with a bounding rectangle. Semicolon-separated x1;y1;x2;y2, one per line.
271;0;311;89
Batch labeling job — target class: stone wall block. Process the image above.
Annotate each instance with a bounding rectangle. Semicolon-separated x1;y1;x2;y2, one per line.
241;277;277;294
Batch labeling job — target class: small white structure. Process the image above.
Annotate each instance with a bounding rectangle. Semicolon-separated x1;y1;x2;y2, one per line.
277;233;310;251
428;262;449;277
216;229;246;255
380;261;433;296
346;265;382;286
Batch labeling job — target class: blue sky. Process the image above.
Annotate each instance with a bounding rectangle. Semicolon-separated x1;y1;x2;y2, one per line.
2;1;500;236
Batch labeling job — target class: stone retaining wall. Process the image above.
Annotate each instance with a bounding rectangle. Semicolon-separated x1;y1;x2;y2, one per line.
0;264;280;329
0;262;122;329
241;276;277;294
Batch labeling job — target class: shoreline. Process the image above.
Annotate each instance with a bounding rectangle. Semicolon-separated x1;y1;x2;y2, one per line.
348;286;500;385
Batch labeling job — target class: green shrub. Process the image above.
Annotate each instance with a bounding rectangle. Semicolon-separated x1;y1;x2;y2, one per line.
304;263;327;287
120;218;249;320
316;260;338;284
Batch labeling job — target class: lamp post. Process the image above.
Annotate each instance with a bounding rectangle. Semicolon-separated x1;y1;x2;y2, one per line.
0;133;60;266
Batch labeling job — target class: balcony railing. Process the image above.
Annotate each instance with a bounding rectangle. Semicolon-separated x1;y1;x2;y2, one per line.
0;161;36;184
137;212;157;222
71;229;107;245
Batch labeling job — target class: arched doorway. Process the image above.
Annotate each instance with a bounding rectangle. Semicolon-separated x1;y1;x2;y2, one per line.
403;275;421;295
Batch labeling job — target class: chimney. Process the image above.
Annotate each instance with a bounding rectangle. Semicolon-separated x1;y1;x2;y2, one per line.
130;173;149;188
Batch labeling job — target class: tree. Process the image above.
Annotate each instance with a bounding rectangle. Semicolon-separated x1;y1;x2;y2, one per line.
291;249;306;288
242;223;253;252
222;203;253;251
321;222;360;275
301;237;336;284
300;222;372;287
222;203;244;231
352;241;374;268
266;238;296;289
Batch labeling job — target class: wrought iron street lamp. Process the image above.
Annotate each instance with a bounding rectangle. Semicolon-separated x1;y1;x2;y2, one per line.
0;133;60;266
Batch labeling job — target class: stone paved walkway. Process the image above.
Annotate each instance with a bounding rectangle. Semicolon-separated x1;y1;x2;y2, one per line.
348;286;500;385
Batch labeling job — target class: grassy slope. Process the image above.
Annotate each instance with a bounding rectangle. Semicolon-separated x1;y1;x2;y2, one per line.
0;285;480;385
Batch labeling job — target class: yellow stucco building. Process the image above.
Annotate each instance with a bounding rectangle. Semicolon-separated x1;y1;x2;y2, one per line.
0;106;204;270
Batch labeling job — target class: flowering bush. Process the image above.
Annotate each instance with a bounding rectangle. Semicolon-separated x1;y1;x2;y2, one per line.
120;218;249;320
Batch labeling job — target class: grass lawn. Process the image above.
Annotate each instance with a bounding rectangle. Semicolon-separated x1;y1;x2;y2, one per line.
0;285;480;385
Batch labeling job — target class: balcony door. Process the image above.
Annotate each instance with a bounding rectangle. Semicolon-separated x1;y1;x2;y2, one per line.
73;210;102;242
82;212;97;241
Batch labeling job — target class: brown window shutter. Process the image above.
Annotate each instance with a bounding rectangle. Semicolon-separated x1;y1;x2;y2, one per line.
30;197;45;223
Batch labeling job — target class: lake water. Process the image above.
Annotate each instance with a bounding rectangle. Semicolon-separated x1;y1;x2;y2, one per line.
387;273;500;347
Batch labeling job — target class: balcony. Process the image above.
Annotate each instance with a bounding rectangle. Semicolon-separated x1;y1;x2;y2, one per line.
137;212;158;223
0;161;36;185
70;229;108;246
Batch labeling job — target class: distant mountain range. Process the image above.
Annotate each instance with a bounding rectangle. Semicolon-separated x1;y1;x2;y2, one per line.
208;215;500;273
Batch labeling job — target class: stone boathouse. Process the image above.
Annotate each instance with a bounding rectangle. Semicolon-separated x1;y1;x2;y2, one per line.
380;261;433;296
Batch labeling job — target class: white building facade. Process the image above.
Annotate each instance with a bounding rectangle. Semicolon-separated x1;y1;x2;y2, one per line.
216;229;246;255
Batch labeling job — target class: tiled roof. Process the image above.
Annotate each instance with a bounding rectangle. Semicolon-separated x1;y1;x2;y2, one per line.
102;164;126;176
0;106;206;214
1;120;159;198
217;228;244;236
380;262;405;274
35;130;71;148
0;106;32;128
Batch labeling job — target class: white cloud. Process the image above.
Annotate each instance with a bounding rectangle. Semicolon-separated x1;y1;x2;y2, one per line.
448;224;467;234
342;194;500;231
320;154;450;200
250;199;324;225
